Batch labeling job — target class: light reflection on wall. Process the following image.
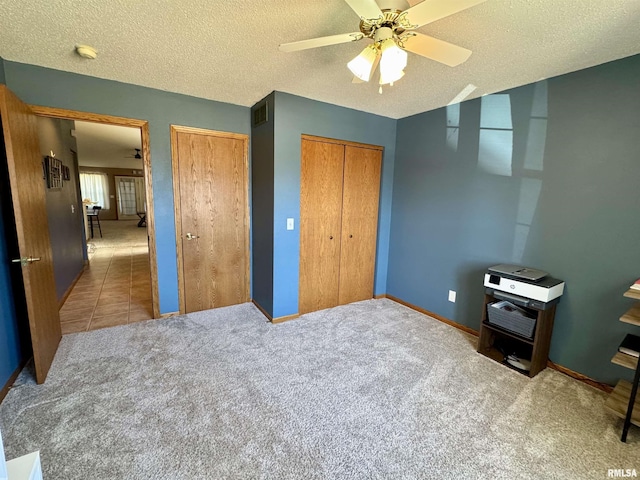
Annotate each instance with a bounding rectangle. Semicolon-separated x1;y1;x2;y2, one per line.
446;103;460;152
524;81;548;171
512;81;548;262
444;84;549;264
478;95;514;176
512;177;543;262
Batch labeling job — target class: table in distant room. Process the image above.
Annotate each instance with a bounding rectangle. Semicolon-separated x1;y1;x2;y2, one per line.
136;211;146;228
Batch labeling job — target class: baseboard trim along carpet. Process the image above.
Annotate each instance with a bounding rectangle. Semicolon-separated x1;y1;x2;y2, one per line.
0;360;28;404
548;360;613;393
272;313;300;324
251;299;300;324
381;294;479;337
380;293;612;393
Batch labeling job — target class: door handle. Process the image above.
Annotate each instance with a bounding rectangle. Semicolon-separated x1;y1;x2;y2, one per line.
185;233;200;240
11;256;42;266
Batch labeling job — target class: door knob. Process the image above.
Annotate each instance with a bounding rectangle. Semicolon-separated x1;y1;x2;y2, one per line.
11;256;41;266
185;233;200;240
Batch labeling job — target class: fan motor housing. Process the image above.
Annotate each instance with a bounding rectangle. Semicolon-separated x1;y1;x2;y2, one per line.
377;0;409;11
359;0;411;38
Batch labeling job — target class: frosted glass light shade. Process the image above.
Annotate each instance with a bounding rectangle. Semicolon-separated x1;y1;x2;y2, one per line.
379;38;407;85
380;69;404;86
347;45;378;82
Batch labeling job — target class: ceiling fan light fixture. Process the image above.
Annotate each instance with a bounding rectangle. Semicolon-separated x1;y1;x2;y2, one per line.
347;45;378;82
379;38;407;85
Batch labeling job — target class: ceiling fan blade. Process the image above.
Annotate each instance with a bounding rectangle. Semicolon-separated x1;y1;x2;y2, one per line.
404;0;487;28
344;0;383;20
402;33;472;67
279;32;364;52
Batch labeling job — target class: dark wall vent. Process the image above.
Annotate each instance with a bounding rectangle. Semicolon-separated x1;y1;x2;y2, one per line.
253;101;268;127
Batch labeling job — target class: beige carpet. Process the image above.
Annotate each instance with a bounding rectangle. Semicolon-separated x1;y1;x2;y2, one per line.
0;299;638;479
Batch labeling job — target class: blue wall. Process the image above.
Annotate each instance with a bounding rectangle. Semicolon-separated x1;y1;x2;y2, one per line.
0;168;23;390
388;54;640;384
272;92;396;318
251;93;275;315
2;61;251;314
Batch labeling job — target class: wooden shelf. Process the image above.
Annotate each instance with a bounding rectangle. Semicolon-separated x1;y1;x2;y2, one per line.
624;289;640;300
477;345;532;376
481;321;535;345
612;351;639;370
620;302;640;327
610;289;640;442
478;345;505;363
605;380;640;427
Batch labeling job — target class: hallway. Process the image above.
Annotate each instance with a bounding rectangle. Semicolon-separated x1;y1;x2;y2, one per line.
59;245;153;334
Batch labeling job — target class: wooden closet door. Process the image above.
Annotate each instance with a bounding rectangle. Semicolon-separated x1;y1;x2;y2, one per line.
338;146;382;305
299;139;345;314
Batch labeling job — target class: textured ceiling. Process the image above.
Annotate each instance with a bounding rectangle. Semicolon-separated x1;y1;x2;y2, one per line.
1;0;639;119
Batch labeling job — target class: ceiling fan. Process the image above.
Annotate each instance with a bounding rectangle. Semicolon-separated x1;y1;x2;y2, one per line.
123;148;142;159
279;0;486;91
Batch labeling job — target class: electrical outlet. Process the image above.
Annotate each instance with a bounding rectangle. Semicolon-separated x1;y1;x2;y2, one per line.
286;218;294;230
448;290;456;303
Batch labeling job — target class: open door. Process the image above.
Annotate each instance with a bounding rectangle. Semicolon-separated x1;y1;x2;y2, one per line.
0;85;61;384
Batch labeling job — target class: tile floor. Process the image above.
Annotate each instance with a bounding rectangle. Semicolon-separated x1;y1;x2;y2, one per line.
59;246;153;334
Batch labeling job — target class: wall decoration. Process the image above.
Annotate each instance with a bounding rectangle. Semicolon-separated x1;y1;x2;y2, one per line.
44;155;63;189
62;165;70;181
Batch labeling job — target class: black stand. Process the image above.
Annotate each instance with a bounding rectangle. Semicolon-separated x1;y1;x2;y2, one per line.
622;360;640;442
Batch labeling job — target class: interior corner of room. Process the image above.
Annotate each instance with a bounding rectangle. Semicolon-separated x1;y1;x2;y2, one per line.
3;50;639;383
2;51;640;394
0;3;640;472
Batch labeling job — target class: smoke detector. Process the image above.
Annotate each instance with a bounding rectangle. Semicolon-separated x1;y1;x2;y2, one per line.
75;45;97;59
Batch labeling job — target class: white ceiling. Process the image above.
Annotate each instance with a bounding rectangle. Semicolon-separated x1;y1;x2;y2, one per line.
74;121;142;169
1;0;639;119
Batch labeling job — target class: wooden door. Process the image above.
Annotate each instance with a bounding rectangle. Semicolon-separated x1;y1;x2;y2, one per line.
0;85;61;384
299;139;345;314
338;146;382;305
172;127;249;313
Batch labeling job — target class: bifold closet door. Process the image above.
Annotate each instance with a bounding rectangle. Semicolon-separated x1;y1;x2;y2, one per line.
338;146;382;305
299;139;345;314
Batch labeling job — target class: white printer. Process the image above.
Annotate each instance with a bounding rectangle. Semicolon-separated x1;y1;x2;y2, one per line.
483;264;565;310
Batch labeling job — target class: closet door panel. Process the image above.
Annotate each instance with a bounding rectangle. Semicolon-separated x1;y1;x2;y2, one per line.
338;146;382;305
299;139;345;314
